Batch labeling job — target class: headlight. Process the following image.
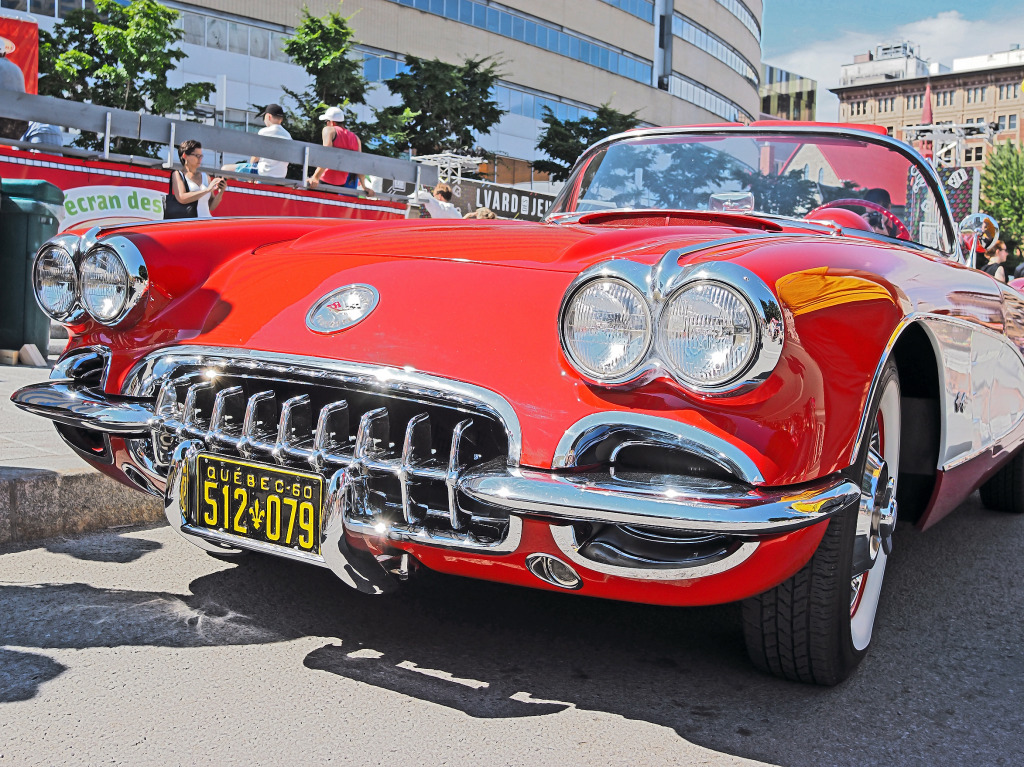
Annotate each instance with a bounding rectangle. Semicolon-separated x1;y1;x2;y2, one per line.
33;245;78;320
659;281;757;388
79;240;149;326
561;278;651;381
80;248;129;323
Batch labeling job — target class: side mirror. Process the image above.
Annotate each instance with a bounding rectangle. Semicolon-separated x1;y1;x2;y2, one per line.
959;213;999;269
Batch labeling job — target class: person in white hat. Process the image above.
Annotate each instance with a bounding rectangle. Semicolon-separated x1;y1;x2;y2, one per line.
307;106;367;193
222;103;291;178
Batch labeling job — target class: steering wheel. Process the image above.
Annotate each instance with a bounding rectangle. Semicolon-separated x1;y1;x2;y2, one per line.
808;198;910;240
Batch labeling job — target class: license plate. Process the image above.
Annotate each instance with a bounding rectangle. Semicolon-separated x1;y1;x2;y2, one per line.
194;453;324;554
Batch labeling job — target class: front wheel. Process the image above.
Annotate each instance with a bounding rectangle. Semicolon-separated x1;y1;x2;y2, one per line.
742;362;901;685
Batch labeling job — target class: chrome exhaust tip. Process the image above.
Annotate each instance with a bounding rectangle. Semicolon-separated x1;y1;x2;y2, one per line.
525;554;583;590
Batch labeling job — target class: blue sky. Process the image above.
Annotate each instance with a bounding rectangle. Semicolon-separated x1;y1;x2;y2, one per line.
760;2;1024;118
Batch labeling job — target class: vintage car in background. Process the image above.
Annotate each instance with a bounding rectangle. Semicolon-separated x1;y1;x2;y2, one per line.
13;124;1023;686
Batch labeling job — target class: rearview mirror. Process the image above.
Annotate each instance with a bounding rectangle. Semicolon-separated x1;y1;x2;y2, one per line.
959;213;999;269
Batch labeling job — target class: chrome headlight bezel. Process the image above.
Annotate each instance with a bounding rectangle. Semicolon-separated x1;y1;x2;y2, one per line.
557;254;785;397
558;269;654;385
32;240;83;323
77;237;149;327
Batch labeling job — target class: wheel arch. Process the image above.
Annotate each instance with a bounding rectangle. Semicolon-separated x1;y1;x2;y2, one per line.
887;322;941;525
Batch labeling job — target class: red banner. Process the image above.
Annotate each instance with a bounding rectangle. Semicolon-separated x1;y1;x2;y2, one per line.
0;146;406;230
0;14;38;94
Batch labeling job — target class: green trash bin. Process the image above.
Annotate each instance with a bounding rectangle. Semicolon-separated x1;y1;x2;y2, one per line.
0;179;64;356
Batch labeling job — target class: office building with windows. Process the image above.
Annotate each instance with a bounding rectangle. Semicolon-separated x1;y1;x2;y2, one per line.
3;0;763;184
759;64;815;121
832;44;1024;168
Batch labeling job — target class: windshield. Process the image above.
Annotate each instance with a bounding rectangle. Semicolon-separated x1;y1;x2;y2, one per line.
550;130;954;253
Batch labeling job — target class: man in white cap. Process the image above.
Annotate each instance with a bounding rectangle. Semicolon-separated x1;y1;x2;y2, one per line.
222;103;292;178
307;105;366;192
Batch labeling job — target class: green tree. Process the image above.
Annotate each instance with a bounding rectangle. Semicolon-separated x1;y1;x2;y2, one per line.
981;142;1024;249
737;169;819;216
38;0;214;153
281;5;413;158
533;103;641;181
376;55;504;156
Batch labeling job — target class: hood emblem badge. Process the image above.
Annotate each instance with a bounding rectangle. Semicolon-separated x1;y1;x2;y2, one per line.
306;284;380;334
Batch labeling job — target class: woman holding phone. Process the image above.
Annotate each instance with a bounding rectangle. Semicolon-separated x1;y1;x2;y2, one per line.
168;139;226;218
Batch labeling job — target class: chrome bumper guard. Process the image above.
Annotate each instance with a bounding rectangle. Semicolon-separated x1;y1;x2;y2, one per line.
12;378;857;538
462;464;858;535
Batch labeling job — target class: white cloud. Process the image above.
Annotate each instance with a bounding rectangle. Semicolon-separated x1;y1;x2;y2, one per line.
765;10;1024;120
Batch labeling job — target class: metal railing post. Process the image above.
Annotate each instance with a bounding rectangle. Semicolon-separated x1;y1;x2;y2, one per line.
103;112;111;159
165;121;176;168
302;146;310;188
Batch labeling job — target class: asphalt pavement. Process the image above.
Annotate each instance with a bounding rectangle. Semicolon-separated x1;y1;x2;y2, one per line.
1;489;1021;766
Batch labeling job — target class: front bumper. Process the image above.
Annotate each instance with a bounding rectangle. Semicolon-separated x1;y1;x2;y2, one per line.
12;376;858;538
12;348;859;601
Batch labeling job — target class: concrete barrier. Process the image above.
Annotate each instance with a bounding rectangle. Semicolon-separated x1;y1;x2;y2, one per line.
0;466;162;545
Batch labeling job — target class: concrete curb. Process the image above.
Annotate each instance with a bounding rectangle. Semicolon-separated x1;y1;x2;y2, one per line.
0;465;164;545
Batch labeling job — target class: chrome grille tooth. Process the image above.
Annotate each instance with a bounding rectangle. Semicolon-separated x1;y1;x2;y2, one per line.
154;378;181;418
314;400;350;453
354;408;390;522
399;413;431;524
239;390;276;459
447;419;475;530
182;381;215;430
278;394;313;446
355;407;389;459
210;386;245;438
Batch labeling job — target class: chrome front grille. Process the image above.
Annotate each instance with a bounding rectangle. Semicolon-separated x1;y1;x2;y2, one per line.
126;354;515;547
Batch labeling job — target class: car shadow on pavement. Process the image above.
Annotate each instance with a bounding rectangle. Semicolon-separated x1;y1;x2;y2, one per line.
43;533;162;564
2;495;1023;766
0;648;67;703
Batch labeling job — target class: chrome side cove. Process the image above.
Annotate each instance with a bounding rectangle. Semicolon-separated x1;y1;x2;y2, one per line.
850;313;1024;472
461;463;858;535
550;525;759;580
551;411;764;483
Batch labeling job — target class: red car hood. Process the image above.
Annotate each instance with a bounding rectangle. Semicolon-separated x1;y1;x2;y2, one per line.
271;217;781;272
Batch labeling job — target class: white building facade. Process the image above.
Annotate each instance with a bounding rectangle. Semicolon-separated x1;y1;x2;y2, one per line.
5;0;762;178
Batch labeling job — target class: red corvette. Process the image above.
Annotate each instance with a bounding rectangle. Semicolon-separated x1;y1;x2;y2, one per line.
14;124;1023;685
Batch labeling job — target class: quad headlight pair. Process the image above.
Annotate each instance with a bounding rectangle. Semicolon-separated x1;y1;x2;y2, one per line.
33;235;149;327
559;257;784;395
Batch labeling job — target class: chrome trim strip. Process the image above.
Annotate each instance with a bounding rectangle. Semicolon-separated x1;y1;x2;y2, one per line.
549;525;760;580
50;345;113;390
461;464;858;535
551;412;764;483
557;253;785;396
123;346;522;466
344;513;524;554
185;525;328;566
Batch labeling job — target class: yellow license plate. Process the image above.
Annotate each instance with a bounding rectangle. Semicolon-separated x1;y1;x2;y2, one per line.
194;453;324;554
